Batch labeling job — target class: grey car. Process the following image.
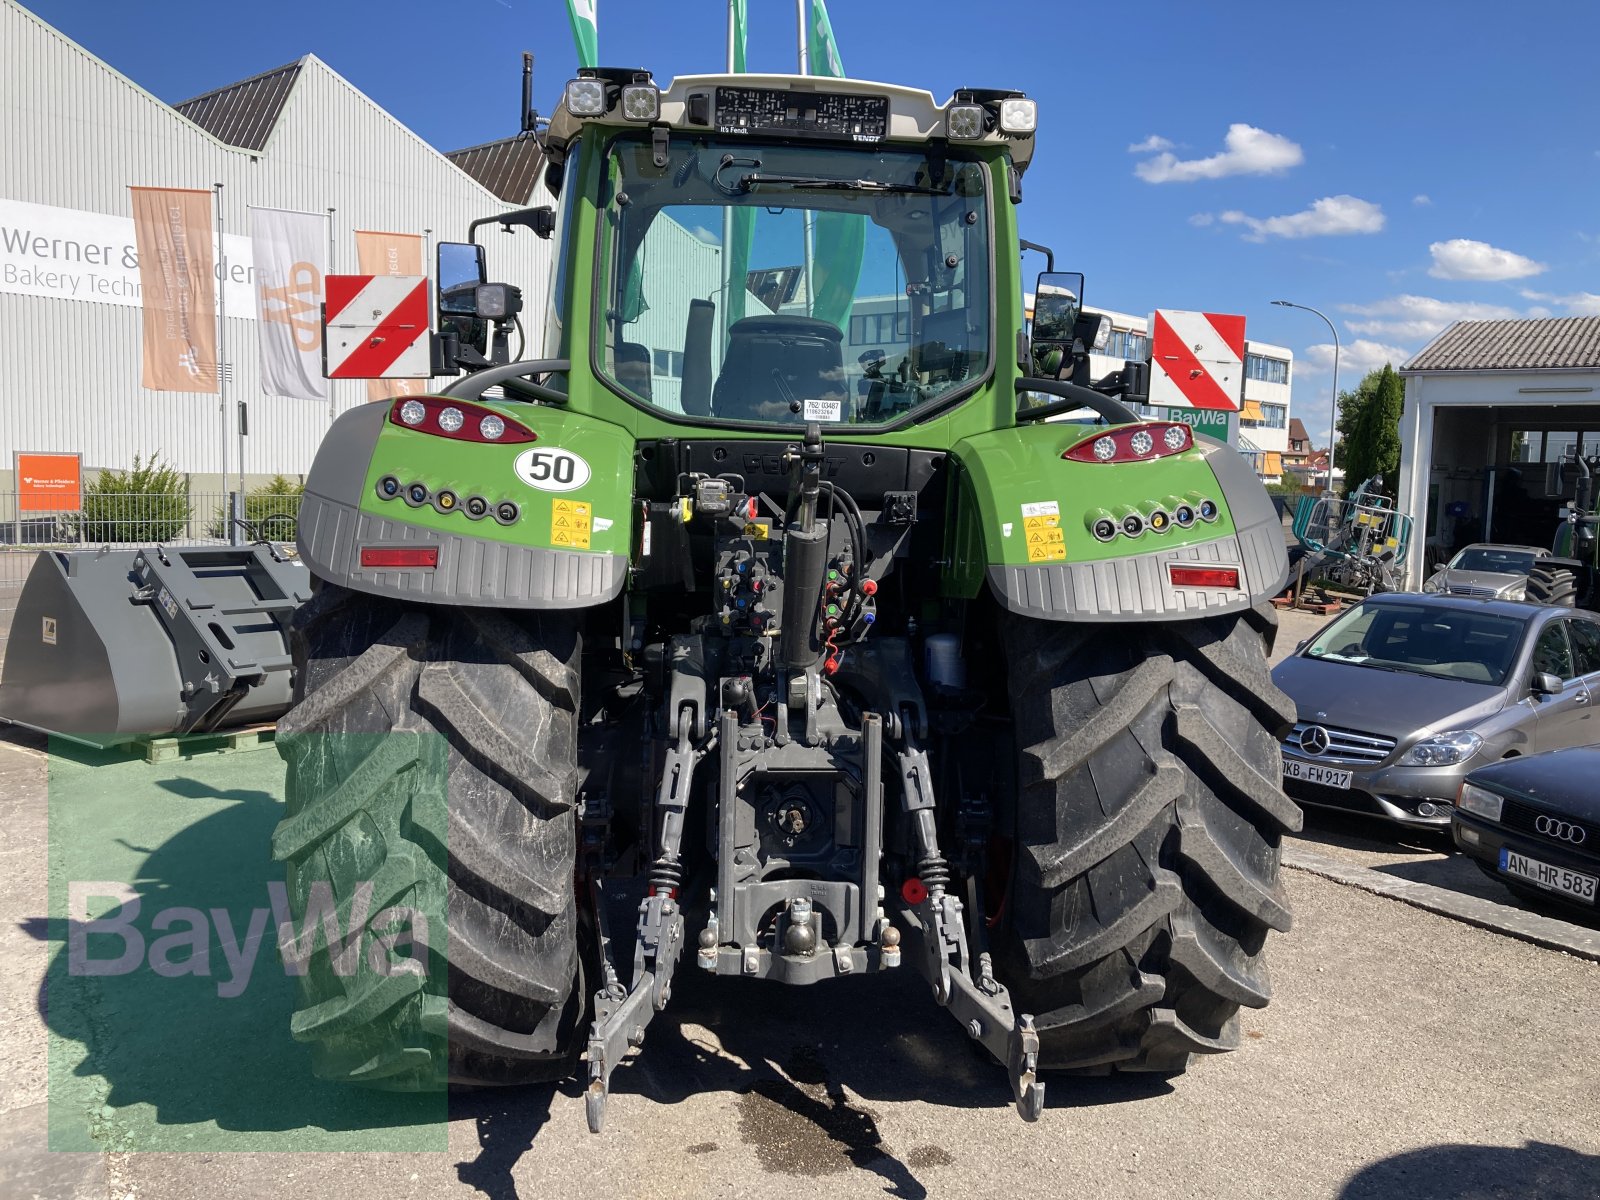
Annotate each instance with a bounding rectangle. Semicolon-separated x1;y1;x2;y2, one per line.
1421;542;1550;601
1272;593;1600;827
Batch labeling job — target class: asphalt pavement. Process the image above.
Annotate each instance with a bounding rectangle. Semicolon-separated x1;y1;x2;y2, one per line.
2;612;1598;1199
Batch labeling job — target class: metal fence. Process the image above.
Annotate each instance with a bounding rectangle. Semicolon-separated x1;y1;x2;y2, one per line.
0;491;301;659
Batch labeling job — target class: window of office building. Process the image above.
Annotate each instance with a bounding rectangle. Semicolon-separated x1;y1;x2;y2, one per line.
1260;403;1287;429
1246;353;1289;385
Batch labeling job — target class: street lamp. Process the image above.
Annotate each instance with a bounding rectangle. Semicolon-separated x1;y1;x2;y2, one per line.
1272;299;1339;494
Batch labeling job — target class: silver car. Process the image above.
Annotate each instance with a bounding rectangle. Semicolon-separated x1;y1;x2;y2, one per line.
1421;542;1550;600
1272;593;1600;827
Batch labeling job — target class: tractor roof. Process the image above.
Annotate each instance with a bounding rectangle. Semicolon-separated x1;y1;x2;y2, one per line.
545;70;1036;173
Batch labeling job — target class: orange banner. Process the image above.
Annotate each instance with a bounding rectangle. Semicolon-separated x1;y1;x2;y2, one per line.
16;453;82;512
131;187;218;393
354;230;428;399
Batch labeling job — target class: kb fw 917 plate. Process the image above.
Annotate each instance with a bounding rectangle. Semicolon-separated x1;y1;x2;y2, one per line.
1282;759;1352;789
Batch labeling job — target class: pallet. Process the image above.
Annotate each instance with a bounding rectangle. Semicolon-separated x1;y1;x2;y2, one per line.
130;723;278;764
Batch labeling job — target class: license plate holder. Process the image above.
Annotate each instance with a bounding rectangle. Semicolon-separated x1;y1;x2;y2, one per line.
1499;848;1599;904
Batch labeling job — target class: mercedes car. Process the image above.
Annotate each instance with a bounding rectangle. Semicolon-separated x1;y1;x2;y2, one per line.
1421;542;1551;601
1271;593;1600;827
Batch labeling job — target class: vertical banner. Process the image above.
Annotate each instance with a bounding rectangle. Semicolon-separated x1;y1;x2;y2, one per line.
250;208;328;401
130;187;218;393
566;0;598;68
805;0;864;331
354;230;427;400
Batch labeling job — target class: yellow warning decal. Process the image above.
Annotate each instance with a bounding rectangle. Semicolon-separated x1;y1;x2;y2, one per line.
743;521;771;540
1022;501;1065;561
551;498;593;549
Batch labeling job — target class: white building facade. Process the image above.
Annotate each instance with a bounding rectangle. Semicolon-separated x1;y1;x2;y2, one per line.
0;0;553;490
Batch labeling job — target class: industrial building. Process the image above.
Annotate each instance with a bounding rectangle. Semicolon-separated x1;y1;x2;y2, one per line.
0;0;553;492
1397;316;1600;586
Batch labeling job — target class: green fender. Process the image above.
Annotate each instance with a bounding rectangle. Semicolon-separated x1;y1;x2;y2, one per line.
944;423;1289;622
296;399;635;608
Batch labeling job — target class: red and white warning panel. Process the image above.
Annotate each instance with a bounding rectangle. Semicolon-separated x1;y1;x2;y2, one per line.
323;274;430;379
1149;310;1246;411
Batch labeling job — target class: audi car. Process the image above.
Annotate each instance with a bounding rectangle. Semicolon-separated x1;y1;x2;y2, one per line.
1420;542;1551;600
1454;748;1600;917
1271;593;1600;827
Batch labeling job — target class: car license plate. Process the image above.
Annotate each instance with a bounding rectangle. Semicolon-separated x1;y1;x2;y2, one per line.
1499;848;1599;904
1282;759;1352;789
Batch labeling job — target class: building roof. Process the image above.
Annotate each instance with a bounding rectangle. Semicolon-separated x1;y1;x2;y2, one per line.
174;60;303;151
444;135;546;204
1405;316;1600;373
1288;417;1311;444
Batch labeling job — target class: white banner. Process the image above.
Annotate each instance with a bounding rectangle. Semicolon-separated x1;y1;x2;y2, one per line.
0;197;255;314
250;207;327;400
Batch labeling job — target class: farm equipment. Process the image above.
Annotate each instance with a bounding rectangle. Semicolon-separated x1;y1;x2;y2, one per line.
1290;475;1412;598
1528;451;1600;606
276;67;1296;1131
0;544;310;742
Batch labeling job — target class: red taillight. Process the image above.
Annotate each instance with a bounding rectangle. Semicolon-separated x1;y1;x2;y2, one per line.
389;397;536;444
1169;565;1240;589
1062;422;1193;463
360;546;440;569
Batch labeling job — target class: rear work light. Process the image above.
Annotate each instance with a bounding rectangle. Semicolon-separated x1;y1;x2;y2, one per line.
1062;422;1193;463
1168;565;1240;589
389;396;536;444
360;546;440;569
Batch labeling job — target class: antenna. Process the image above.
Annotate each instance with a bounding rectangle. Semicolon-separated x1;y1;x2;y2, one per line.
521;52;536;133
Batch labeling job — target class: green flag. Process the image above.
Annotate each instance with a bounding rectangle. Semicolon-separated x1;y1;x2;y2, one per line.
565;0;597;69
725;0;754;334
805;0;863;332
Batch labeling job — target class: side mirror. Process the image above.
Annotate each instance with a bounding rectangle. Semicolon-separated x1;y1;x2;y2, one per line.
1030;271;1084;348
1295;639;1309;653
436;241;488;358
1532;672;1563;696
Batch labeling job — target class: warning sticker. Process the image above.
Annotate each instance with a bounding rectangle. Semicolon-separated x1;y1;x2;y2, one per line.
743;521;771;540
1022;502;1067;562
551;498;593;550
41;616;57;646
1020;500;1060;519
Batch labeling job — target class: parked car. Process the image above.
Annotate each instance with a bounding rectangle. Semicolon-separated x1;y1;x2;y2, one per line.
1421;542;1551;601
1454;748;1600;916
1271;593;1600;827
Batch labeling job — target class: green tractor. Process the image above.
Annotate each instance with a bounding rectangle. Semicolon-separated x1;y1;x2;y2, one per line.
1528;452;1600;606
278;67;1298;1131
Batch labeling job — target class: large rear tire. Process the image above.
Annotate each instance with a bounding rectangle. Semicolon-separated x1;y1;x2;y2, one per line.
996;605;1302;1073
272;584;585;1088
1526;565;1578;608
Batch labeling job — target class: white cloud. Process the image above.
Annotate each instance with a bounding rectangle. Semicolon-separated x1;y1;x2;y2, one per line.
1134;124;1302;183
1428;238;1547;281
1213;195;1385;241
1520;288;1600;316
687;224;721;245
1412;194;1432;206
1188;212;1215;227
1339;294;1522;340
1127;135;1173;154
1299;338;1412;378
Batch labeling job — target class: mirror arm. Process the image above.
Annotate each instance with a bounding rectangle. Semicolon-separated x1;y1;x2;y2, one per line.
441;358;572;404
1015;377;1140;426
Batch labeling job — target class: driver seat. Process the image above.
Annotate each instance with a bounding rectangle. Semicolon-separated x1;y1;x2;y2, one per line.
712;316;847;422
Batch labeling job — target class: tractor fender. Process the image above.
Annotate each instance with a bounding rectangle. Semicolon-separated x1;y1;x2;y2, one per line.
294;400;631;609
947;425;1289;622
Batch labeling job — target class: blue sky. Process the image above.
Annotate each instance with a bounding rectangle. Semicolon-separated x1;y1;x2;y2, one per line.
24;0;1600;442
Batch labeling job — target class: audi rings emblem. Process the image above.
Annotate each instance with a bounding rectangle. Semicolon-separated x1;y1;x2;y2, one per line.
1298;725;1332;756
1534;815;1588;844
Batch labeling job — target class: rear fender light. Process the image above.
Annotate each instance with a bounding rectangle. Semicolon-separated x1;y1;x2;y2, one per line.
389;396;536;443
360;546;440;569
1168;564;1240;589
1062;421;1192;463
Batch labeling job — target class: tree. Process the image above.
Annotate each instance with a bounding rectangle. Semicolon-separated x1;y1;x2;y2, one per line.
1340;364;1405;495
1331;368;1384;468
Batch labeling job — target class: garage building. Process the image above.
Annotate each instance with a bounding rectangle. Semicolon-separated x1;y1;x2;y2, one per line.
1397;316;1600;585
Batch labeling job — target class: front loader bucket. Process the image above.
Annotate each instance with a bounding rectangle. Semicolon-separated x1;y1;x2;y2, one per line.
0;546;311;744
